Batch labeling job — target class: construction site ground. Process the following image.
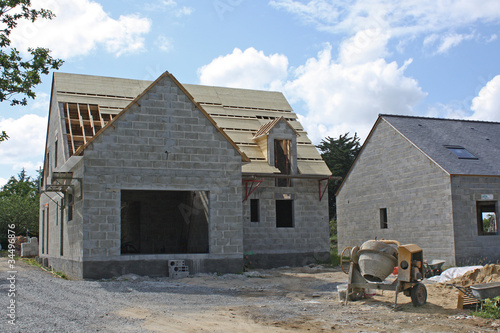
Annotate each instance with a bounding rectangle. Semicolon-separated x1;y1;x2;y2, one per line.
1;257;499;333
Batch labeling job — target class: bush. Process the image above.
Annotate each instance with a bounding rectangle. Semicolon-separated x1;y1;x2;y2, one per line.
472;296;500;319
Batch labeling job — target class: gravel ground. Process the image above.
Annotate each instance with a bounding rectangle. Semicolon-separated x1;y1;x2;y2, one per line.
1;257;499;333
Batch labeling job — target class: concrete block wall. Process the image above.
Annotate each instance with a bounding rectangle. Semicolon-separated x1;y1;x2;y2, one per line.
336;119;456;265
21;237;38;257
451;176;500;264
242;177;330;267
77;75;243;278
39;91;86;279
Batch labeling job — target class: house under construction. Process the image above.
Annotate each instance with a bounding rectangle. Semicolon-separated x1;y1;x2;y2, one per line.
39;71;332;279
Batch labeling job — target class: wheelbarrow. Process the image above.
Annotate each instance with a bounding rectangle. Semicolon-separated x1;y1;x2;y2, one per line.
423;259;445;278
447;282;500;310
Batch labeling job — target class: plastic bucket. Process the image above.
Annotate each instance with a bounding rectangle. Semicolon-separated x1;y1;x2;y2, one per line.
337;284;347;302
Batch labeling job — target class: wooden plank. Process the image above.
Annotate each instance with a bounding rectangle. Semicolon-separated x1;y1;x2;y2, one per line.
87;103;96;135
77;104;87;144
65;103;75;155
97;105;105;128
457;288;480;310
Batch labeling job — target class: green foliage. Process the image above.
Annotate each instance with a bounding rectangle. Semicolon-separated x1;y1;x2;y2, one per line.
0;169;40;248
0;130;7;142
317;133;361;219
329;219;337;238
0;0;63;106
329;248;350;268
472;296;500;319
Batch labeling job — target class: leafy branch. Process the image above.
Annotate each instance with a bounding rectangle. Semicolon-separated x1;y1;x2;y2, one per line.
0;0;63;106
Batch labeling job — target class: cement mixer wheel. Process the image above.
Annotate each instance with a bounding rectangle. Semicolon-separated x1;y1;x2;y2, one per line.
410;283;427;307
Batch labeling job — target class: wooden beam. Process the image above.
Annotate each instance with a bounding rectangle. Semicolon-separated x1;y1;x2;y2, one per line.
77;104;87;144
87;104;96;136
65;103;76;155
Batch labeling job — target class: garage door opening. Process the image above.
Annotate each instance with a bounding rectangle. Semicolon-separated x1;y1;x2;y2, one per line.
121;190;209;254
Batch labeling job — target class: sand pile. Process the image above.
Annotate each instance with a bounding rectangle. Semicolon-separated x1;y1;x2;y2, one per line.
446;264;500;286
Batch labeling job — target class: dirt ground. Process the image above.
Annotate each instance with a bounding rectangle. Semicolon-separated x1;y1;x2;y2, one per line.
138;265;500;333
1;258;500;332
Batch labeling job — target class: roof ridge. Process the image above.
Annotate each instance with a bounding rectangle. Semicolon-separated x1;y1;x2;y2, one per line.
380;113;500;125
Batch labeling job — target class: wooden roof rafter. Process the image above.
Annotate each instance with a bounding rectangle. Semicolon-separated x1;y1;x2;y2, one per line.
63;102;112;157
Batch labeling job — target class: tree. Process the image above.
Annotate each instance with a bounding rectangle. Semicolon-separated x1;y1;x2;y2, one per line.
0;0;63;106
0;169;40;248
317;133;361;220
0;130;7;142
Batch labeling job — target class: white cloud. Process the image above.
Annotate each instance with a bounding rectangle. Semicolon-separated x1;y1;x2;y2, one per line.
10;0;152;58
145;0;193;16
155;35;173;53
338;29;390;65
270;0;500;35
424;32;475;54
486;34;498;43
470;75;500;121
198;42;425;143
198;47;289;90
270;0;500;52
283;44;425;142
0;177;7;188
436;33;474;53
30;92;50;111
0;114;47;176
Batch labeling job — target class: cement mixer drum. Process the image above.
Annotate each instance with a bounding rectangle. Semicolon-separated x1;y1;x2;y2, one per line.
357;240;398;282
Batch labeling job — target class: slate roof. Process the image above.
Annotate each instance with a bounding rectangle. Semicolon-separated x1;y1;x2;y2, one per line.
381;114;500;176
50;72;331;176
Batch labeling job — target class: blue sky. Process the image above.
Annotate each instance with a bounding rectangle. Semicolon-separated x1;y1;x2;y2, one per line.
1;0;500;186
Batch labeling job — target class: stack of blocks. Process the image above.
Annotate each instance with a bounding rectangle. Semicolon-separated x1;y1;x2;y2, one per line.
168;260;189;279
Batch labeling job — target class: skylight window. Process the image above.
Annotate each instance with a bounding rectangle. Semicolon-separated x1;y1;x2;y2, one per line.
444;145;478;160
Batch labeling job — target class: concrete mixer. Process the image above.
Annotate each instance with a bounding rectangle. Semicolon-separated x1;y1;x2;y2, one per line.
341;240;427;307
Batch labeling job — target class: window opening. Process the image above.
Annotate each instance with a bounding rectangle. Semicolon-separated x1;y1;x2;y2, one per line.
274;139;291;187
477;201;497;235
54;140;58;168
46;152;50;182
41;209;45;254
46;206;49;255
276;200;294;228
67;193;73;221
250;199;260;222
60;199;64;256
121;190;209;254
380;208;388;229
444;145;477;159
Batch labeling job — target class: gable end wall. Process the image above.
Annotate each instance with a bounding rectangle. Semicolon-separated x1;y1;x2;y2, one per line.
337;119;456;264
67;76;243;278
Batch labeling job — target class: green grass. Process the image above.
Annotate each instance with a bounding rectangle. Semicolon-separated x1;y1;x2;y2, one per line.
21;257;42;268
21;258;69;280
